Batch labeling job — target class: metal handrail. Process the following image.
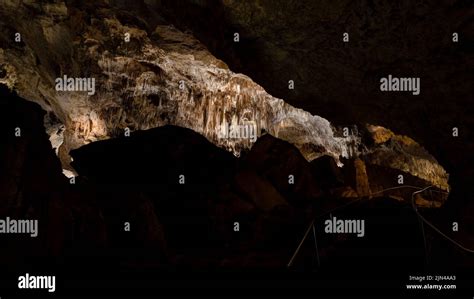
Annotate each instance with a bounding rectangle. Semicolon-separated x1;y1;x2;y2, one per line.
287;185;472;268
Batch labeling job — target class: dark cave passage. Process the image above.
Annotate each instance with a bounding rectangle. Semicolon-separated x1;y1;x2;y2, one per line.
0;1;473;296
0;84;440;273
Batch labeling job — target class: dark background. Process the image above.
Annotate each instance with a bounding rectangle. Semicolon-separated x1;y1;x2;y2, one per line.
0;0;473;297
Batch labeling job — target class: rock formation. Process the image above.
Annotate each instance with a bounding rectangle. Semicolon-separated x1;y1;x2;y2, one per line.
1;2;473;283
0;0;449;197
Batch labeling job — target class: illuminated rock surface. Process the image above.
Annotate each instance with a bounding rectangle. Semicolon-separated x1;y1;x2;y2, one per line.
0;1;450;196
1;1;473;278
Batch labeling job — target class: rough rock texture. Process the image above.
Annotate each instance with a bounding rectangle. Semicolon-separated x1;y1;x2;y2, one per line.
0;85;468;275
0;1;356;163
155;0;473;144
354;158;370;197
0;0;449;193
364;126;450;191
153;0;474;206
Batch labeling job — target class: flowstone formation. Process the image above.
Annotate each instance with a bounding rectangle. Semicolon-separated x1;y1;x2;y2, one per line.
0;1;448;196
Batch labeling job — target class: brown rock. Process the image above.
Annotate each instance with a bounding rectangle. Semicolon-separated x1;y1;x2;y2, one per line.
233;170;288;212
354;158;371;197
